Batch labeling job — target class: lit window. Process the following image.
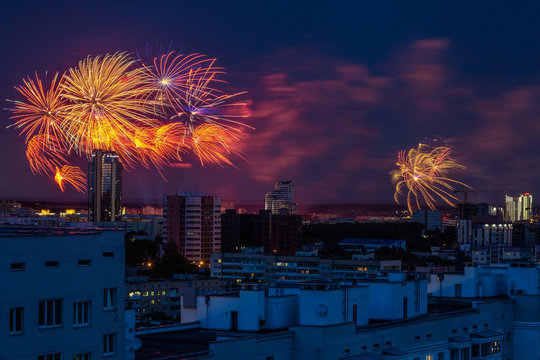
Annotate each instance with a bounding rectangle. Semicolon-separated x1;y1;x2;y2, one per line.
9;307;23;334
103;288;117;310
39;299;62;327
73;301;91;326
103;333;116;355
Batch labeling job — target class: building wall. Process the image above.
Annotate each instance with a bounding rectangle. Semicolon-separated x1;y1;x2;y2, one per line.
208;299;513;360
0;231;125;360
164;194;221;265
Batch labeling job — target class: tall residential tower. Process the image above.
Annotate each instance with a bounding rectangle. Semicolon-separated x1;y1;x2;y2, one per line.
164;193;221;266
88;150;123;222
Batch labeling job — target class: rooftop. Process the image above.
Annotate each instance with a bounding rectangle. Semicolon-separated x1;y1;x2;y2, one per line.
0;225;108;237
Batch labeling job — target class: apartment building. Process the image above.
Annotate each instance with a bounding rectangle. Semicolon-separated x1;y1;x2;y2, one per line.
0;228;125;360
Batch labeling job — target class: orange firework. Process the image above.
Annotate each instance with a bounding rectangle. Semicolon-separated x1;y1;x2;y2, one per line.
54;165;86;192
190;124;244;166
9;72;67;147
60;52;157;160
26;135;67;175
391;144;471;215
8;48;251;193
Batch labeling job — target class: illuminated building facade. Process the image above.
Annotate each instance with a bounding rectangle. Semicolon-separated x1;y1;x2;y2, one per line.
88;150;123;222
164;193;221;265
505;193;533;222
264;181;298;214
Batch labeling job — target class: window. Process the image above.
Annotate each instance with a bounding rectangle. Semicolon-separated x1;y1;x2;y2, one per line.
38;353;61;360
103;333;116;355
45;261;59;268
78;259;91;267
10;262;25;271
73;353;91;360
10;307;23;334
426;334;432;340
415;335;421;342
373;344;380;350
438;352;445;360
103;288;117;310
103;252;114;258
39;299;62;327
426;355;433;360
507;331;512;344
491;340;501;354
73;302;90;326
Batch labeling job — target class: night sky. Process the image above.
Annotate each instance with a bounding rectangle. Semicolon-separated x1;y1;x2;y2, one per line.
2;1;540;206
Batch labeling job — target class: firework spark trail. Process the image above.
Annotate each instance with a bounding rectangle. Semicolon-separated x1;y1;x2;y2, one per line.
140;52;224;115
9;72;67;147
392;144;471;215
190;124;244;166
26;135;67;176
54;165;86;192
8;49;251;192
60;52;158;160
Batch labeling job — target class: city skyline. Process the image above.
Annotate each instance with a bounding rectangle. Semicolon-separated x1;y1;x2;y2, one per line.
1;2;540;207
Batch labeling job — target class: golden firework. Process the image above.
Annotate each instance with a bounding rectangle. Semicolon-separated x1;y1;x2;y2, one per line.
392;144;471;215
54;165;86;192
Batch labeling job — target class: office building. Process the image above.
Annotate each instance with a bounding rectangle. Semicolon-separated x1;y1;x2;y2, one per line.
0;227;125;360
505;193;533;222
88;150;123;222
164;193;221;265
264;180;298;214
221;209;302;254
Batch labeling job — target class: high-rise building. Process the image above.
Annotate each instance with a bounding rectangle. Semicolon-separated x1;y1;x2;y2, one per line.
88;150;123;222
505;193;533;222
264;181;297;214
164;193;221;266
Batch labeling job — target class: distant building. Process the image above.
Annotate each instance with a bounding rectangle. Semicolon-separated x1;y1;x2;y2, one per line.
210;252;401;283
264;181;298;214
505;193;533;222
338;238;406;252
412;209;442;231
88;150;123;222
164;193;221;266
126;276;232;320
0;228;125;360
221;209;302;255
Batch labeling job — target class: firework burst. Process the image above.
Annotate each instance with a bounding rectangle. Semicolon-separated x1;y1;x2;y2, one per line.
392;143;471;215
7;48;251;192
9;72;67;147
54;165;86;192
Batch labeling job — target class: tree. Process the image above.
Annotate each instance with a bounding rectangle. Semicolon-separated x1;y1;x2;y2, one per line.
125;232;159;266
144;242;198;278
